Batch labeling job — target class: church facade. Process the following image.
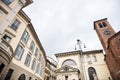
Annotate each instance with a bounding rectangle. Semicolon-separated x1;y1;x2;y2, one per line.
55;49;111;80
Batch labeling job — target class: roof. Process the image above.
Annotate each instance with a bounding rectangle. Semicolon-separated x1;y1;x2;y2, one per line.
55;49;103;57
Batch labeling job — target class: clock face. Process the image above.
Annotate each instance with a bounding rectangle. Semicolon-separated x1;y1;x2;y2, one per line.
104;30;111;35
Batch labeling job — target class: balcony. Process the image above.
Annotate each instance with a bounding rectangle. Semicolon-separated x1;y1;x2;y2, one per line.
0;38;13;64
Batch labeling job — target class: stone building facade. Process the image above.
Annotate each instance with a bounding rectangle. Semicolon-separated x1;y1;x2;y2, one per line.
45;57;57;80
55;49;111;80
94;18;120;80
0;0;47;80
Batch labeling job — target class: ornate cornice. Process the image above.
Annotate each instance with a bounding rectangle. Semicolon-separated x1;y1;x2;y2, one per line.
55;49;103;57
55;51;80;57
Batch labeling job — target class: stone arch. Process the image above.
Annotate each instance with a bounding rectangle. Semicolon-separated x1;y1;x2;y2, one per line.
62;59;77;67
88;67;98;80
18;74;26;80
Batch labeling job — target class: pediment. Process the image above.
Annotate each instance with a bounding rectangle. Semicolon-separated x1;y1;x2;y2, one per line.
56;65;79;73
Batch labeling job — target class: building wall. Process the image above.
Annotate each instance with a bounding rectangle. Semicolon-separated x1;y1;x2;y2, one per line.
46;57;57;80
0;0;30;79
0;0;28;34
83;52;112;80
55;50;112;80
56;53;84;79
57;53;81;69
0;1;47;79
94;18;120;79
107;32;120;79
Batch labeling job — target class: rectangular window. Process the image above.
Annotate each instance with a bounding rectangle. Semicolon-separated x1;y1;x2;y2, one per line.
31;59;36;70
10;19;20;31
0;63;5;74
38;53;41;62
1;0;14;5
34;48;38;57
87;55;92;64
21;30;29;44
93;55;97;62
24;54;31;67
39;65;43;76
4;69;14;80
15;44;24;60
29;41;35;53
3;34;11;43
82;56;85;63
65;76;68;80
29;77;32;80
36;64;40;73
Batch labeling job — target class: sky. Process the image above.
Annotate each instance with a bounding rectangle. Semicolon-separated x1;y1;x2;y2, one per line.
23;0;120;60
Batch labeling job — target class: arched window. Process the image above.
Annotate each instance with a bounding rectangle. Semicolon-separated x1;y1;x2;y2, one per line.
102;22;107;27
18;74;26;80
88;67;98;80
98;23;103;28
98;22;107;28
62;59;77;67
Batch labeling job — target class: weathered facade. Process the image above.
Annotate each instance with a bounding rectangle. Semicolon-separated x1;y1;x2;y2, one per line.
55;50;111;80
94;18;120;80
45;57;57;80
0;0;47;80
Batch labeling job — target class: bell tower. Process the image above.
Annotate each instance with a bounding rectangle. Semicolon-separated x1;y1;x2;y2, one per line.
94;18;115;52
94;18;120;80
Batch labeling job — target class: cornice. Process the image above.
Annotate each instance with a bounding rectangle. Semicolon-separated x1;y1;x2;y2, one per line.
55;49;103;57
55;51;80;57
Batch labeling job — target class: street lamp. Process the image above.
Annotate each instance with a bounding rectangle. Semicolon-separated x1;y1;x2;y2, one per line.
75;39;87;80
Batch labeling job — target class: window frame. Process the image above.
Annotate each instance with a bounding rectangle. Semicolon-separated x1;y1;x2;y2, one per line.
87;55;92;64
29;40;35;53
98;22;107;28
3;34;11;43
34;48;38;57
93;55;97;62
1;0;14;5
38;53;41;62
21;30;29;44
10;19;20;31
36;63;40;74
31;59;36;70
88;67;98;80
15;44;24;60
24;54;31;67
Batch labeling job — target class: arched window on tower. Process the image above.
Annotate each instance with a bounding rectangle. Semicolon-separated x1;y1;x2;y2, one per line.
98;22;107;28
102;22;107;27
98;23;103;28
88;67;98;80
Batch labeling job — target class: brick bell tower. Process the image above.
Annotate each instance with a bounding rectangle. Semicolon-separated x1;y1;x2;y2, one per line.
94;18;120;80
